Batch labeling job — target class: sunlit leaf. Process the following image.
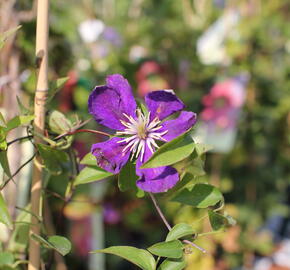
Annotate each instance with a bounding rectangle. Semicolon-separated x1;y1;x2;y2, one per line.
74;166;113;186
5;115;34;132
31;234;71;256
172;183;223;208
0;128;7;151
141;131;195;169
0;113;7;128
92;246;156;270
48;236;72;256
80;152;97;166
147;240;183;259
166;223;195;242
157;258;186;270
195;143;212;156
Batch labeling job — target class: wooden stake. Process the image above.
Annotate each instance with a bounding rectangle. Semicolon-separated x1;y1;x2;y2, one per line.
28;0;49;269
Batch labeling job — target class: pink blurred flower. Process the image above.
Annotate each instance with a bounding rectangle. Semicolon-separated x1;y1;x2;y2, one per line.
70;217;92;257
136;61;169;97
201;75;247;129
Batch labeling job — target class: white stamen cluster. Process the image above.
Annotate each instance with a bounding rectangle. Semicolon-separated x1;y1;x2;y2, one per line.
116;109;167;162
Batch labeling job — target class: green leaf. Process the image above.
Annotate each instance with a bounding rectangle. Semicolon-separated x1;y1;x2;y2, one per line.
92;246;156;270
136;99;149;116
48;77;69;102
80;153;97;166
147;240;183;259
0;25;21;49
48;236;72;256
172;184;223;208
0;252;14;266
195;143;212;156
208;211;228;231
37;144;69;175
16;96;31;115
158;258;186;270
0;140;7;151
5;115;34;132
0;113;7;128
118;161;138;192
31;233;51;247
141;131;195;169
0;151;11;177
74;166;113;186
136;188;145;198
173;153;205;178
31;234;71;256
48;110;72;135
166;223;195;242
224;213;237;226
8;205;31;253
164;173;195;198
0;193;13;229
208;211;237;231
0;128;7;151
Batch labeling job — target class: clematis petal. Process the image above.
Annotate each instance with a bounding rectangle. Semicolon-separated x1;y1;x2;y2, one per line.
88;74;137;130
136;145;179;193
159;111;197;141
145;90;185;121
91;137;130;174
106;74;137;117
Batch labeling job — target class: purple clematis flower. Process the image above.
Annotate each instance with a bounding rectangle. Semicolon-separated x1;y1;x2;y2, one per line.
88;74;197;193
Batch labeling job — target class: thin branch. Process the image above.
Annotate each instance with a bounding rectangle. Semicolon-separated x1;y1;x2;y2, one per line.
54;118;93;140
15;206;42;223
55;128;110;140
0;153;36;190
7;135;33;146
44;188;100;204
148;192;206;253
183;240;206;254
149;193;171;230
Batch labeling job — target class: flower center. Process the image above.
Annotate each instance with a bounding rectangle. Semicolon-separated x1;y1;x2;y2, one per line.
116;109;167;162
137;121;147;139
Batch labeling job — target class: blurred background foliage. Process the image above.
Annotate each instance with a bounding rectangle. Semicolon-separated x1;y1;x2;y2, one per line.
1;0;290;269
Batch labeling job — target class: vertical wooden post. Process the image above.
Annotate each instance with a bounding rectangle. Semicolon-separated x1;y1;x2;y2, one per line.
28;0;49;269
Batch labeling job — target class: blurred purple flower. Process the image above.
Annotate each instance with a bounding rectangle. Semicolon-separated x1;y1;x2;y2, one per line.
214;0;225;9
103;204;121;225
88;74;197;193
102;27;123;48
